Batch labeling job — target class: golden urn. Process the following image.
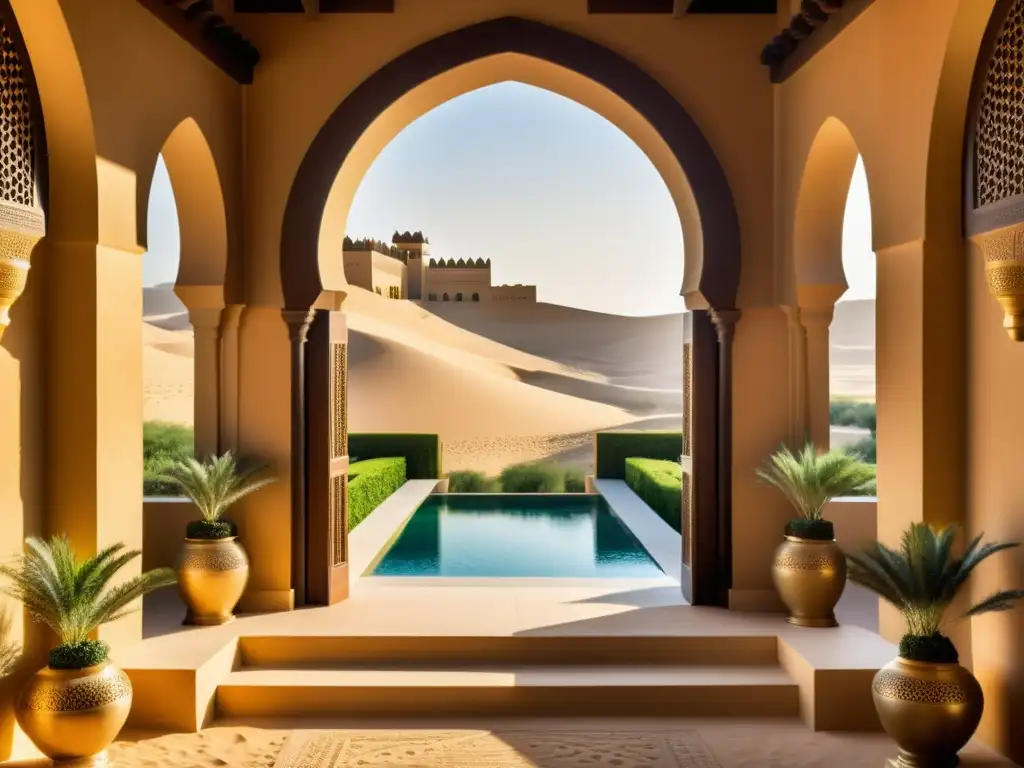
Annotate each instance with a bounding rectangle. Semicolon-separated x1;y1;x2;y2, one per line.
175;536;249;625
771;535;846;627
872;657;984;767
15;660;132;765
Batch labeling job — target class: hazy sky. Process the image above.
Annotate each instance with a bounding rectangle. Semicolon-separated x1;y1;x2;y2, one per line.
144;83;876;313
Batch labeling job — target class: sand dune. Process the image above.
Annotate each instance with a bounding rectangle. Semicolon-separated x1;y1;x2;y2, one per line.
140;285;874;473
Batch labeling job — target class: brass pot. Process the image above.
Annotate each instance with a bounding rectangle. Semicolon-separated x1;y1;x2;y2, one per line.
175;536;249;625
872;657;984;767
771;534;846;627
15;660;132;765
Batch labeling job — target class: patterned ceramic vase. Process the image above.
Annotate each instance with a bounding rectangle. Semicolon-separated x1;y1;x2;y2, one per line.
15;660;132;765
872;657;984;767
771;535;847;627
175;536;249;625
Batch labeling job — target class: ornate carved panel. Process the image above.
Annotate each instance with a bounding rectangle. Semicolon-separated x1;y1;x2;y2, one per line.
0;21;34;209
0;12;43;340
331;343;348;458
331;474;346;567
683;342;693;456
974;0;1024;211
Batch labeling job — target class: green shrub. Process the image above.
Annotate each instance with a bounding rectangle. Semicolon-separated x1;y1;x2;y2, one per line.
848;434;877;465
624;458;682;532
349;434;440;479
349;457;407;529
564;465;586;493
500;462;565;493
447;470;499;493
829;400;876;433
595;431;683;479
143;422;195;497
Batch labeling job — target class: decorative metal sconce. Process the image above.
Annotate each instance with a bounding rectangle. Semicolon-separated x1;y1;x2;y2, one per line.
0;18;44;342
975;226;1024;341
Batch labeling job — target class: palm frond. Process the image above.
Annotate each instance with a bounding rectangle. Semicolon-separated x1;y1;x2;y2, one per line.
0;536;177;647
0;607;20;677
962;589;1024;618
756;442;875;520
848;522;1024;636
157;452;276;522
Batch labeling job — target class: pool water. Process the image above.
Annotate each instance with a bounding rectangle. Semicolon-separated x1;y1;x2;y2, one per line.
371;494;664;578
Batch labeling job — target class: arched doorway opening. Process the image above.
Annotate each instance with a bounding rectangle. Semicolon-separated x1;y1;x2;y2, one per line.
147;118;229;461
279;17;742;608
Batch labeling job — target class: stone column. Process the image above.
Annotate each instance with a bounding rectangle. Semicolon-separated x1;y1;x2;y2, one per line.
187;307;223;459
218;304;245;454
874;238;966;645
45;240;145;651
797;283;845;451
232;307;297;614
800;306;836;450
283;308;316;608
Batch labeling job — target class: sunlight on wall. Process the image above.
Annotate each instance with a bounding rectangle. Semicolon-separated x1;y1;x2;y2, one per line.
346;83;685;317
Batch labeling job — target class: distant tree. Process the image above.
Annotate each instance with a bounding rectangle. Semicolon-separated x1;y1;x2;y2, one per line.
456;257;466;267
429;258;438;267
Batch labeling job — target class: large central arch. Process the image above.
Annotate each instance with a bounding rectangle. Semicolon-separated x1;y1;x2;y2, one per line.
279;16;743;607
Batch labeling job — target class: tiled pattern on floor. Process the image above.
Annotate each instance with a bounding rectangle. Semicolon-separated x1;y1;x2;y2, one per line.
274;730;723;767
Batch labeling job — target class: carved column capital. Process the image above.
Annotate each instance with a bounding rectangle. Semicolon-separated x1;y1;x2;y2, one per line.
282;308;317;343
972;223;1024;340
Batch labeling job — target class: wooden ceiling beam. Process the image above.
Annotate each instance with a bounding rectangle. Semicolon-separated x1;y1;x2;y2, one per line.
136;0;260;83
761;0;875;82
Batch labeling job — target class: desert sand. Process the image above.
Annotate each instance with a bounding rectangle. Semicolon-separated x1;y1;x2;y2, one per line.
142;285;875;474
18;720;990;768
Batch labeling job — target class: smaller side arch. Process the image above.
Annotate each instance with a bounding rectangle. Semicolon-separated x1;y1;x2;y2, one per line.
149;117;230;295
793;116;867;295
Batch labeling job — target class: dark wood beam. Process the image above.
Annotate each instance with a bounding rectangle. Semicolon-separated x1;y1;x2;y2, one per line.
588;0;775;12
234;0;393;11
761;0;875;83
136;0;260;84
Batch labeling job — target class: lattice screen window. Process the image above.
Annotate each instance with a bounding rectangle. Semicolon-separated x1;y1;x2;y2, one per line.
682;343;692;457
682;472;692;567
975;0;1024;209
331;475;346;567
330;343;348;458
0;21;34;208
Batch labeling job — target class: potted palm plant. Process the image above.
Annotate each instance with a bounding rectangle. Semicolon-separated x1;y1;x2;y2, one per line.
0;536;175;764
757;442;875;626
848;522;1024;767
159;452;275;625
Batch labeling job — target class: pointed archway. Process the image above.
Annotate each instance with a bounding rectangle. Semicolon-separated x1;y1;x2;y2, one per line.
279;16;743;607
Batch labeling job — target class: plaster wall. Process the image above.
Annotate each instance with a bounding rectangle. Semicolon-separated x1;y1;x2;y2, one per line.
491;284;537;302
967;243;1024;759
425;267;491;300
2;0;243;691
235;0;776;310
776;0;1022;760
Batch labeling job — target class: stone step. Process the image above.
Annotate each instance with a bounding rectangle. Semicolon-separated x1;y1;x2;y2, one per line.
236;634;781;669
216;665;800;719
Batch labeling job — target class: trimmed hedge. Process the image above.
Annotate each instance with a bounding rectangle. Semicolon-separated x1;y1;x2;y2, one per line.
595;431;683;479
348;457;407;530
500;462;565;493
143;421;194;497
447;470;499;493
349;433;441;479
625;458;682;533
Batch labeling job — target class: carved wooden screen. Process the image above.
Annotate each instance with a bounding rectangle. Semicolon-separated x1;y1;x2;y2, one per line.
305;310;350;604
679;310;722;606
